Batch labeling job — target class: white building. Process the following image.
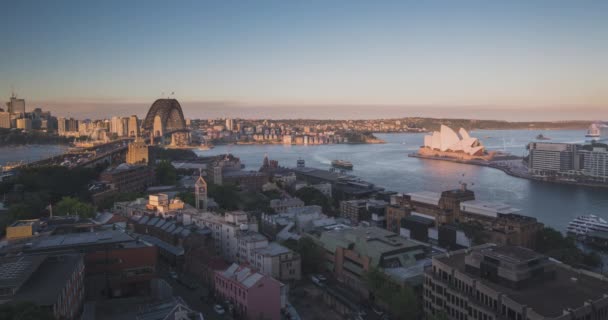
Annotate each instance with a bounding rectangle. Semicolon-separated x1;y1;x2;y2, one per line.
252;242;301;281
423;125;484;156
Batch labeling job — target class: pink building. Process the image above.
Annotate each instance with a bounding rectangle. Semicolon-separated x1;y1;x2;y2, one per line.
214;263;283;320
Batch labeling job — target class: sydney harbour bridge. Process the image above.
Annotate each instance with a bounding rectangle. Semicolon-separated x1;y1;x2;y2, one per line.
141;98;190;146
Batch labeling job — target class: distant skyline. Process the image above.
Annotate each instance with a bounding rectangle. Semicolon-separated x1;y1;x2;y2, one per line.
1;0;607;121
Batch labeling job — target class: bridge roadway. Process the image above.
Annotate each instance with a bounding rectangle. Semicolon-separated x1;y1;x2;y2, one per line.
16;138;134;170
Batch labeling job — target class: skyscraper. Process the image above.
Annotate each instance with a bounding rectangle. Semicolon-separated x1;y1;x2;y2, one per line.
225;118;234;131
6;94;25;115
128;115;139;137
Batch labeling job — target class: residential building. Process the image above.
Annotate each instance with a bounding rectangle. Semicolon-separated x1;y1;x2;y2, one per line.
340;199;387;225
269;197;305;213
579;146;608;182
340;199;368;224
0;254;84;320
192;211;259;262
252;242;301;281
424;245;608;320
215;263;284;320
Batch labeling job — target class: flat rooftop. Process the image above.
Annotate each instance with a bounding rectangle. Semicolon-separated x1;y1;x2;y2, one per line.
254;242;291;257
0;255;46;291
23;230;135;253
13;254;83;306
482;245;543;264
9;220;37;227
437;248;608;318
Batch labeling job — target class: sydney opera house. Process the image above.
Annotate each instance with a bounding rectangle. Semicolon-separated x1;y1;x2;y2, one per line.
419;125;490;160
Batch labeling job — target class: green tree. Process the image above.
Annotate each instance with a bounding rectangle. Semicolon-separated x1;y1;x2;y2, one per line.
535;227;601;268
54;196;95;218
363;267;419;319
176;191;196;207
208;183;239;210
295;187;332;214
155;160;177;185
0;302;55;320
97;192;144;210
284;237;326;274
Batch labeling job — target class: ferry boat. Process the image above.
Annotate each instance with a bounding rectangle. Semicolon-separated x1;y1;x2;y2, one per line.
331;160;353;170
567;215;608;237
535;134;550;140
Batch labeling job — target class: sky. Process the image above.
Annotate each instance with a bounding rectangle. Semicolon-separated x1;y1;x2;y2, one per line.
1;0;607;121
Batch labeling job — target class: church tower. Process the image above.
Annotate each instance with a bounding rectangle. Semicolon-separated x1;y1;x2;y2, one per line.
194;171;208;211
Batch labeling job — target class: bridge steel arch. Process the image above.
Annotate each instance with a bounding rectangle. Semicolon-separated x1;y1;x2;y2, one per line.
142;99;187;134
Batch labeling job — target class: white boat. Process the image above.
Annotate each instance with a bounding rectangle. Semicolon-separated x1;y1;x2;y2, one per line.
567;215;608;236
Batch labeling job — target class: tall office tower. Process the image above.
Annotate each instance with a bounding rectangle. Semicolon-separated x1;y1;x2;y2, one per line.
67;118;79;132
57;117;67;135
128;115;139;137
6;94;25;116
225;118;234;131
110;116;119;134
120;117;129;137
0;112;11;128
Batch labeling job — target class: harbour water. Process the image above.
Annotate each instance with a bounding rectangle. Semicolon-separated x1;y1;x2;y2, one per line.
0;144;69;168
1;130;605;231
195;129;607;232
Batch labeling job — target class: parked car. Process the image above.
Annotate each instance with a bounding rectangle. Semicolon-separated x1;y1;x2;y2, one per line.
315;274;327;281
169;271;178;279
214;304;225;315
310;275;325;287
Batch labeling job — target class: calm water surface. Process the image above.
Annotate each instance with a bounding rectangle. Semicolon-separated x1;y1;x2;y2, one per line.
196;129;607;231
0;145;68;167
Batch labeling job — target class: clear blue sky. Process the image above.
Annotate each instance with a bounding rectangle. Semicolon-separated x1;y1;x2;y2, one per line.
1;0;607;120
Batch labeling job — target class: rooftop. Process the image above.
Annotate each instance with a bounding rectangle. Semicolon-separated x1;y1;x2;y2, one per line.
9;219;38;227
22;230;136;253
0;255;46;291
317;226;425;268
436;247;608;318
13;254;83;306
407;191;441;206
220;263;265;288
254;242;291;257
